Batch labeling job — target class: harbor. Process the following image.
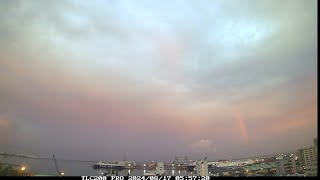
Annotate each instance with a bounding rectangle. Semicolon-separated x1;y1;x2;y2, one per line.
0;138;317;177
0;153;279;176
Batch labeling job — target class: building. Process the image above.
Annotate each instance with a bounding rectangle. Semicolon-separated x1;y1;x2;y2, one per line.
155;162;164;175
217;172;230;176
143;162;165;176
314;138;317;147
195;159;208;176
297;146;318;167
275;156;297;176
304;164;317;176
243;162;277;176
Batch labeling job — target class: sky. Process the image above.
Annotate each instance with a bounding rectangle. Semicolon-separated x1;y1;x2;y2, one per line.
0;0;317;162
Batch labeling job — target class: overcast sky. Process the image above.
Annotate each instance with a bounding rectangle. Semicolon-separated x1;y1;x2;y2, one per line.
0;0;317;162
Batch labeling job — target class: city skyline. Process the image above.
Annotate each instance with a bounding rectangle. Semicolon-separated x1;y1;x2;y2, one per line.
0;0;317;162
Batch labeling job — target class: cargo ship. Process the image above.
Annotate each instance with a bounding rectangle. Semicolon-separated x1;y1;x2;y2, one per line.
92;161;125;169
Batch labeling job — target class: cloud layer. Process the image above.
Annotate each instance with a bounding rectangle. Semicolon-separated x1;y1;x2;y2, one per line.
0;0;317;161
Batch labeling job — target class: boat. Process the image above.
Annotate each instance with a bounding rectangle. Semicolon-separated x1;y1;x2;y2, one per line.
92;161;125;169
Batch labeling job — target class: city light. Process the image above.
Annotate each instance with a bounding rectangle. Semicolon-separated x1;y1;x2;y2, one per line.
21;166;26;171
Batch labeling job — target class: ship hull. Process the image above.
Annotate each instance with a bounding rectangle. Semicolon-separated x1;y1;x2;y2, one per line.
92;164;124;169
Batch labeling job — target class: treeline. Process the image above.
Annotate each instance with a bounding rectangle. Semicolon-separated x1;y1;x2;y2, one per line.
0;163;23;176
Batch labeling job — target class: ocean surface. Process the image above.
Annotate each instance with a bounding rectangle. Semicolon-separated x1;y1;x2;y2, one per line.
0;154;193;176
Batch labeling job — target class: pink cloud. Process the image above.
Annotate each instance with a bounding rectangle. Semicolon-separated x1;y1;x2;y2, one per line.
0;116;17;144
188;139;215;153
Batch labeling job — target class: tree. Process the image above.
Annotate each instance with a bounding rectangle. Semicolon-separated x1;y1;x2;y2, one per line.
0;163;21;176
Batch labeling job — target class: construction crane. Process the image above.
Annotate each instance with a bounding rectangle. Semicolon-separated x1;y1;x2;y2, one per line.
53;155;64;176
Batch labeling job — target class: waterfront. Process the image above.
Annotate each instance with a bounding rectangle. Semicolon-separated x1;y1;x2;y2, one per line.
0;155;193;176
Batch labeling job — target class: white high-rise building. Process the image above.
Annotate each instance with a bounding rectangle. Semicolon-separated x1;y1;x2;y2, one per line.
156;162;165;175
195;159;208;176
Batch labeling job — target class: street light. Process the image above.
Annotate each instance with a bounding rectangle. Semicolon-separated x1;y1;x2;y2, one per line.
60;172;65;176
20;166;26;176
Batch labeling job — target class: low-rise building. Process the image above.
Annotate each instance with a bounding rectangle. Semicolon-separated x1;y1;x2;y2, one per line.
304;165;317;176
297;146;317;167
275;156;296;176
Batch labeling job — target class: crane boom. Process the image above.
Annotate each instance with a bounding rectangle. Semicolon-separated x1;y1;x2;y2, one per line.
53;155;61;176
